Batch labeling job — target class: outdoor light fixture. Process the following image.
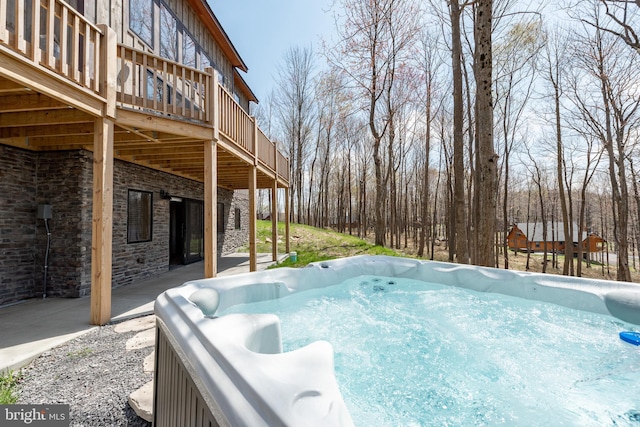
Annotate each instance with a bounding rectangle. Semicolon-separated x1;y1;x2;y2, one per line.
160;190;172;200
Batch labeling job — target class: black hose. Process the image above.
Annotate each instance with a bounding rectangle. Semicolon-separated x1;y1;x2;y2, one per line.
43;218;50;299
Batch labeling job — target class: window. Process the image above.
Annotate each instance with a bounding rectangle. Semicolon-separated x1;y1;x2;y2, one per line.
217;202;225;232
128;190;153;243
129;0;153;46
183;33;196;68
160;5;177;60
234;208;241;230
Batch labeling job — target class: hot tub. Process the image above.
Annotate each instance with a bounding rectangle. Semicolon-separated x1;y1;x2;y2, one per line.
153;255;640;426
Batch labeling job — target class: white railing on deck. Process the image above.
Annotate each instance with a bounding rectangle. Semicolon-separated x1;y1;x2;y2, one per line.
116;45;209;122
0;0;102;93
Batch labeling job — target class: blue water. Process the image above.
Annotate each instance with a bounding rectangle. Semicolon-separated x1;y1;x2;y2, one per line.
221;275;640;426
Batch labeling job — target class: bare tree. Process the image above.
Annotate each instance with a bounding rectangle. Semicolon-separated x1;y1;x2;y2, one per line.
276;46;316;224
328;0;419;246
569;11;640;281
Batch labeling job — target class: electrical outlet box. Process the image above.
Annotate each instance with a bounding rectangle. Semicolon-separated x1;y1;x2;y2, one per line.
37;204;52;219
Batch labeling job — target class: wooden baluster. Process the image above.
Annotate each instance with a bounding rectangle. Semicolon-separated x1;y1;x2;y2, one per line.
71;14;79;82
142;53;148;109
83;22;91;87
15;0;25;52
0;0;7;42
45;0;54;68
180;67;186;118
131;49;137;106
152;57;158;111
31;0;41;62
171;63;177;115
59;6;68;75
162;59;168;114
92;30;100;92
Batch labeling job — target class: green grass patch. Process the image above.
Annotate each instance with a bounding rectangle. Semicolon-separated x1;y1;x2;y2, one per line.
67;347;93;359
240;220;400;268
0;369;22;404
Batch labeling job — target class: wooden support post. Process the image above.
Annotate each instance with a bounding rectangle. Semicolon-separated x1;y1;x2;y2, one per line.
204;139;217;278
249;166;257;271
204;66;219;278
98;25;117;119
271;180;278;262
90;117;114;326
285;186;290;254
90;24;117;326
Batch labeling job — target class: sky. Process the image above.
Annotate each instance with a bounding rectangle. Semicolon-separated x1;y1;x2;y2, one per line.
209;0;335;103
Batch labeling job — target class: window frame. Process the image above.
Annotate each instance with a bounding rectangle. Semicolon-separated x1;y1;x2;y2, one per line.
234;207;241;230
127;189;153;244
129;0;154;47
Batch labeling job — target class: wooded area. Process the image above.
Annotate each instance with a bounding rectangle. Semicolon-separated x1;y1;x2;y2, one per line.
255;0;640;281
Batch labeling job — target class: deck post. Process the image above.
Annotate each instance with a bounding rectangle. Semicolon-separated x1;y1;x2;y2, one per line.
285;186;290;254
90;24;117;326
249;166;257;271
90;117;114;326
249;117;258;271
204;67;219;279
204;139;217;278
271;180;278;262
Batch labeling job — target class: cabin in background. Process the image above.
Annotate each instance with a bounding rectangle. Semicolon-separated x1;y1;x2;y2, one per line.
507;222;606;254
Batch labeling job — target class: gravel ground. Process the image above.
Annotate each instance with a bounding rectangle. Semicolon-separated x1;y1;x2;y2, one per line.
16;320;153;427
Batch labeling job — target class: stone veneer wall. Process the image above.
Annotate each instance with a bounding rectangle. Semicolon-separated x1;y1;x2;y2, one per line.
0;145;38;304
0;146;249;306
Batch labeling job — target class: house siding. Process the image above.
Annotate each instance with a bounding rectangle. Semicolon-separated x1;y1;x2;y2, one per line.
0;145;248;306
0;145;38;304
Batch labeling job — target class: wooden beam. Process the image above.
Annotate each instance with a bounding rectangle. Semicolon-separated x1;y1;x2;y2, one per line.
0;123;93;138
0;80;29;93
27;134;93;147
0;45;104;116
115;109;213;140
249;165;257;271
99;25;118;119
271;179;278;262
204;139;217;278
90;117;114;326
0;109;92;127
116;145;204;156
0;93;68;113
132;152;204;161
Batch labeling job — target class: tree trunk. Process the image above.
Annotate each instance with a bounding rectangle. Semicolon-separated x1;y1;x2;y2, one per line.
450;0;469;264
473;0;496;267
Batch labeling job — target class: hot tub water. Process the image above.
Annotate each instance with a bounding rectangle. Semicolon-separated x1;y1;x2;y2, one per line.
222;275;640;426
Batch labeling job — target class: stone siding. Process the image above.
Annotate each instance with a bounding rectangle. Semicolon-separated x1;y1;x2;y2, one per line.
0;146;249;306
0;145;37;304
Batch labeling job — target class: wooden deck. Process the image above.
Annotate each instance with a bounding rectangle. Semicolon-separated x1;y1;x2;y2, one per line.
0;0;290;325
0;0;289;189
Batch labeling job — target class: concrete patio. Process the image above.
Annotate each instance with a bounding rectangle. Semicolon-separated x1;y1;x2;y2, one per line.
0;253;286;372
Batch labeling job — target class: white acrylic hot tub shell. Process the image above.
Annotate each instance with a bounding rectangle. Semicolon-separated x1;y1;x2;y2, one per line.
154;255;640;426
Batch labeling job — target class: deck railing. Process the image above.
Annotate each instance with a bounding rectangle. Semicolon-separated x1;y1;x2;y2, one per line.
116;45;209;123
0;0;289;183
218;84;254;154
0;0;102;93
257;128;275;170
